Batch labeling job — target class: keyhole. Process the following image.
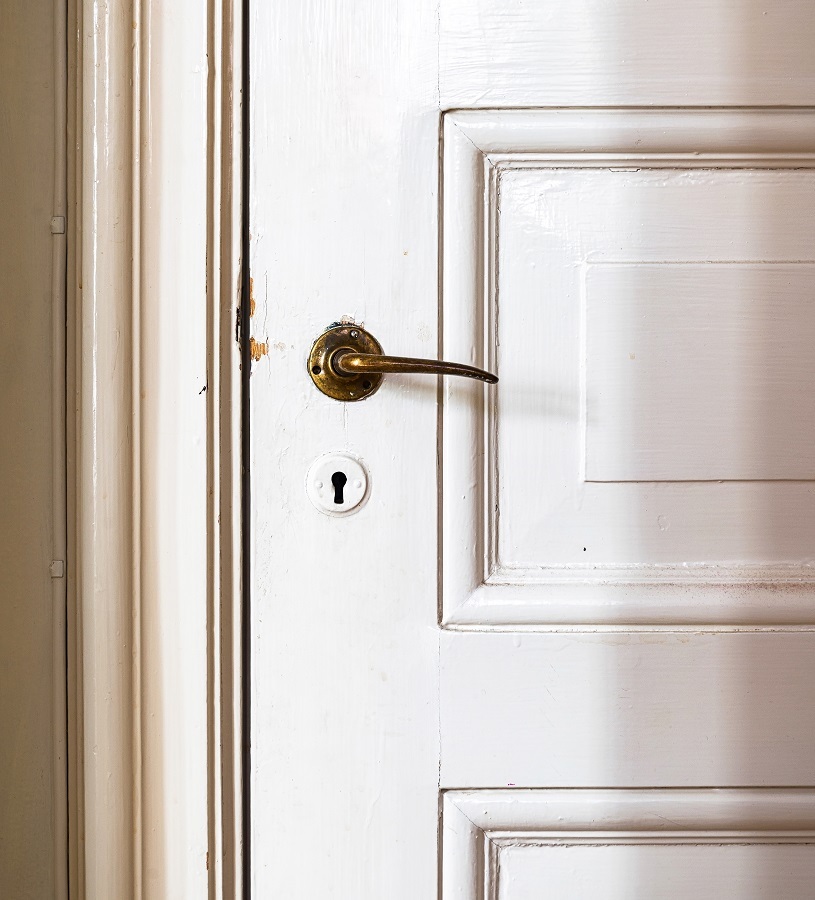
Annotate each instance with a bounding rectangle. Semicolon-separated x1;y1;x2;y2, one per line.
331;471;348;505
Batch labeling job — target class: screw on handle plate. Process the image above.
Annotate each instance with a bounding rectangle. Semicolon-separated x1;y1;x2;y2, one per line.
308;324;498;402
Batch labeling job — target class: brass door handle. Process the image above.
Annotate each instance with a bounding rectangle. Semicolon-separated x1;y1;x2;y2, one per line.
334;352;497;382
308;323;497;401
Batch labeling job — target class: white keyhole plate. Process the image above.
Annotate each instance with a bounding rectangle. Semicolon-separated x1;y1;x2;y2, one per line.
306;451;370;517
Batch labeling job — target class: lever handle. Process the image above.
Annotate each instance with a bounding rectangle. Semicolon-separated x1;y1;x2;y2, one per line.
308;323;498;401
333;350;497;384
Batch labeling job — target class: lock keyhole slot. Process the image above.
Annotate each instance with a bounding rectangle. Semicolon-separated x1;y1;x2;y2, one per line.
331;471;348;504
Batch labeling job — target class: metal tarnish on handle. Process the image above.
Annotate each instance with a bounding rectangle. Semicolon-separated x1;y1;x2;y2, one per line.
308;324;498;401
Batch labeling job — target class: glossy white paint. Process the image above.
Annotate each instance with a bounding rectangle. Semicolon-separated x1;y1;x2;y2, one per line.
73;0;242;896
585;263;815;482
440;632;815;787
252;1;815;898
249;3;441;897
439;0;815;106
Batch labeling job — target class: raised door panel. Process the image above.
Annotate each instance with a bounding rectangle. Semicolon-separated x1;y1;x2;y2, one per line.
442;109;815;627
443;791;815;900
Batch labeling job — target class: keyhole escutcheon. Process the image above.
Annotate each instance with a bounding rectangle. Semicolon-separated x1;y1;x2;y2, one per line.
307;451;370;517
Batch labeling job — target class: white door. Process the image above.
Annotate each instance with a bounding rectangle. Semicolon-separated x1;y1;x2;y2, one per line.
250;2;815;896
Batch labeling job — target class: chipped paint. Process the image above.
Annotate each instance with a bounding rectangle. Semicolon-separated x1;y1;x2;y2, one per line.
250;337;268;361
249;276;256;317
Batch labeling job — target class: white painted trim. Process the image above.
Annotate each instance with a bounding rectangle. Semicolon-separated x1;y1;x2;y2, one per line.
447;108;815;156
441;108;815;629
71;0;242;895
443;789;815;898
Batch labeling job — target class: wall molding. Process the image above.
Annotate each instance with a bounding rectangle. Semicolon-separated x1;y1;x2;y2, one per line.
443;788;815;899
69;0;243;896
441;108;815;629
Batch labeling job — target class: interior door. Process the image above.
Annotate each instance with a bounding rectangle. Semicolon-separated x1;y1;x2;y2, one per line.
250;2;815;896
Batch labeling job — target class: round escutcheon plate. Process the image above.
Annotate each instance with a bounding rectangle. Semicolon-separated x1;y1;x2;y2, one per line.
308;324;384;401
306;451;371;517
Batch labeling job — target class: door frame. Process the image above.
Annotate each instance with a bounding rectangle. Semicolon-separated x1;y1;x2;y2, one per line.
67;0;243;895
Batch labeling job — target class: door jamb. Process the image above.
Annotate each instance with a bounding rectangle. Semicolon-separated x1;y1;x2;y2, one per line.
67;0;243;895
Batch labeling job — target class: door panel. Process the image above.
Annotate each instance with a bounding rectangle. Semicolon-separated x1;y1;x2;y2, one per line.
443;791;815;899
251;2;815;896
441;109;815;627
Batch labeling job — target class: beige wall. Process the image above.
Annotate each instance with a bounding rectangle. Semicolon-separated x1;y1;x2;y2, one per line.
0;0;62;895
